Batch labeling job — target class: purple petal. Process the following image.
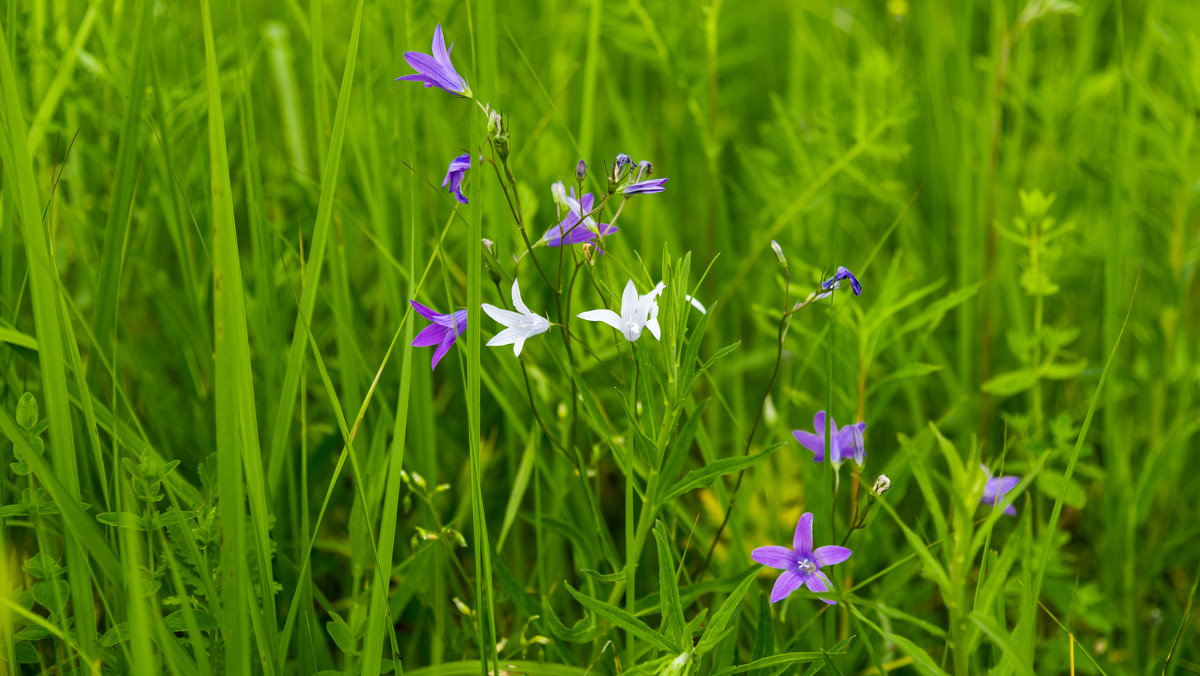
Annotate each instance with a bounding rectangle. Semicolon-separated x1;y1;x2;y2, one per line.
981;476;1020;503
430;328;458;371
432;25;451;67
412;323;447;347
813;411;827;435
793;512;813;556
804;571;836;605
410;300;444;323
812;545;852;567
802;572;828;594
769;571;804;604
621;178;668;195
793;430;825;462
751;546;798;571
447;310;468;336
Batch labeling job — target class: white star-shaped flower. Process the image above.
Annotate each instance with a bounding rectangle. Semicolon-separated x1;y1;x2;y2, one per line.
481;278;551;356
578;279;665;343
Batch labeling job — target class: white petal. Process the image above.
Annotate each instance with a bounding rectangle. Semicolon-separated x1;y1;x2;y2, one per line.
512;336;527;357
620;280;639;316
578;309;623;332
510;278;532;315
486;327;524;348
481;303;523;327
685;294;707;314
645;317;661;340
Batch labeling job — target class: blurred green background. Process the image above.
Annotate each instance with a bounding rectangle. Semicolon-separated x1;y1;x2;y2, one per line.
1;0;1198;674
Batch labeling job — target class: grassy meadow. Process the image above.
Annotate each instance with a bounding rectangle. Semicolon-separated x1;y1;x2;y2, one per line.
2;0;1199;673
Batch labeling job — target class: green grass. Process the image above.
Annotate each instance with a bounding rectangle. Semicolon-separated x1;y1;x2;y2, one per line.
2;1;1199;674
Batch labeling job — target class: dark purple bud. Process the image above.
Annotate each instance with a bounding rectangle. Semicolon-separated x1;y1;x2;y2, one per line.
576;159;587;182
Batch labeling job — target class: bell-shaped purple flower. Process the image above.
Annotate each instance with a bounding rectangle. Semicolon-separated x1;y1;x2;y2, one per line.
980;464;1020;517
751;512;852;604
793;412;866;468
542;190;617;248
410;300;467;371
395;25;472;98
442;153;471;204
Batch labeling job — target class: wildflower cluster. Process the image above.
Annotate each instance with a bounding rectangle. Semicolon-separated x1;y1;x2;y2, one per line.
398;24;670;369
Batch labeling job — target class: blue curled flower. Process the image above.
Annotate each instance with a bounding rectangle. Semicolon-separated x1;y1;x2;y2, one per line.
821;266;862;296
442;153;471;204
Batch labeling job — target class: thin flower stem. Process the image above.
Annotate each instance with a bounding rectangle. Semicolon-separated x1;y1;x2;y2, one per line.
625;346;640;667
696;269;792;577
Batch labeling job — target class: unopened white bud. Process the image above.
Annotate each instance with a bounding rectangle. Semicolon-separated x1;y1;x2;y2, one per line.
873;475;891;494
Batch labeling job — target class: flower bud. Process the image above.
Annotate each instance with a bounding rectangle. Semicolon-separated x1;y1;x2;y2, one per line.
486;106;510;159
486;105;501;136
611;153;633;183
482;238;495;256
770;240;788;271
575;159;587;182
636;160;653;179
873;475;891;495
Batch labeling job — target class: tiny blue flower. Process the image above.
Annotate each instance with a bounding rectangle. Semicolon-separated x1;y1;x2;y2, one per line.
980;465;1020;517
820;266;862;296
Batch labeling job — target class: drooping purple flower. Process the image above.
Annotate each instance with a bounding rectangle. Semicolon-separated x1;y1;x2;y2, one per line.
410;300;467;371
620;178;668;196
442;153;471;204
792;412;866;467
395;25;472;98
820;266;862;296
751;512;852;605
542;190;617;247
980;464;1020;517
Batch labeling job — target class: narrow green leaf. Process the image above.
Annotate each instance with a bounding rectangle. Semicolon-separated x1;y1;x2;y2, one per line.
653;523;686;648
657;443;784;506
564;582;678;653
696;569;756;655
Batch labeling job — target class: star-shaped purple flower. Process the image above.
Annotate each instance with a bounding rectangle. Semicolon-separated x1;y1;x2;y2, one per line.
541;190;618;247
620;178;668;196
410;300;467;371
820;266;862;296
980;464;1020;517
752;513;852;604
792;412;866;467
442;153;471;204
395;25;472;98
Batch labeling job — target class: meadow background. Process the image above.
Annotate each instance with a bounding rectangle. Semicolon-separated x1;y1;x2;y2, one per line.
1;0;1198;674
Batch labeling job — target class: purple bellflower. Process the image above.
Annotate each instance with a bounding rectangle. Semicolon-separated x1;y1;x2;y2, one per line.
621;178;669;196
396;25;472;98
410;300;467;371
821;266;862;296
751;512;852;604
980;464;1020;517
793;412;866;468
442;154;471;204
542;184;617;247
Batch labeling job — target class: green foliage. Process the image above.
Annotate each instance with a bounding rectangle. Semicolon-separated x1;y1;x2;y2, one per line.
1;1;1198;675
